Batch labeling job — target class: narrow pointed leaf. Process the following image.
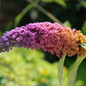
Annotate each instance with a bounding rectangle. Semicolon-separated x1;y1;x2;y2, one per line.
63;20;71;28
58;53;66;86
6;20;14;30
80;44;86;50
14;4;33;27
41;0;67;8
54;0;67;8
68;56;85;86
42;0;53;3
81;20;86;35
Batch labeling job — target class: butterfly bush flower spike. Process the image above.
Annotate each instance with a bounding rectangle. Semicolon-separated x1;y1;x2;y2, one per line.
0;22;86;57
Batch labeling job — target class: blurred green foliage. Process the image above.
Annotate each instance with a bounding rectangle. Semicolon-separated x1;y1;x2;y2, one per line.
0;48;68;86
0;48;86;86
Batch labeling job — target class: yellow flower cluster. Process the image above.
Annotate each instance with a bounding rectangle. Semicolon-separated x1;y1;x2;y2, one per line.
74;30;86;44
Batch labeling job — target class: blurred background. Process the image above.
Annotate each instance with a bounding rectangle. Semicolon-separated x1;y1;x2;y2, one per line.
0;0;86;86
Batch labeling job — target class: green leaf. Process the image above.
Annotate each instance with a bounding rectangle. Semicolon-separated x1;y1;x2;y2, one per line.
76;3;82;11
14;4;33;27
41;0;53;3
54;0;67;8
0;31;3;36
80;1;86;8
63;20;71;28
0;62;17;75
68;56;85;86
80;44;86;50
41;0;67;8
81;20;86;35
6;20;14;31
58;53;66;86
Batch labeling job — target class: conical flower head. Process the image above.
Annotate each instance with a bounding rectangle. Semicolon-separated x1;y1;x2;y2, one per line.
0;22;86;57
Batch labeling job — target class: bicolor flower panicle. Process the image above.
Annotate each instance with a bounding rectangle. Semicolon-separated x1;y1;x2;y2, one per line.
0;22;86;57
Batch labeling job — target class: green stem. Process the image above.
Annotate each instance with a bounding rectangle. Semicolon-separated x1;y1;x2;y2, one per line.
68;56;86;86
14;4;33;27
28;0;62;24
58;54;66;86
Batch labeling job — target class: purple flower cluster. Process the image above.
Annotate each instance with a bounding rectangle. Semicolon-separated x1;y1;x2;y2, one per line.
0;22;80;57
